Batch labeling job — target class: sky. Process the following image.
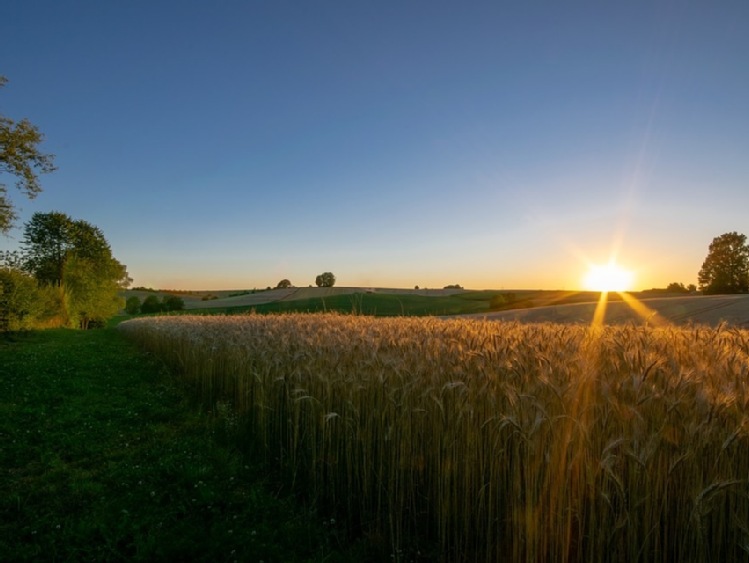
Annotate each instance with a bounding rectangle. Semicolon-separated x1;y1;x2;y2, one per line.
1;1;748;291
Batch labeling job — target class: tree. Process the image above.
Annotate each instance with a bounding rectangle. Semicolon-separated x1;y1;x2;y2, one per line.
22;212;127;287
315;272;336;287
0;76;56;234
666;282;689;294
141;295;163;314
21;212;129;328
62;254;124;329
697;232;749;294
162;295;185;311
125;296;141;315
276;279;292;289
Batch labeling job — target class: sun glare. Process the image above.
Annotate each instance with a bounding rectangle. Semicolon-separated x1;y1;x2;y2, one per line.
583;262;634;292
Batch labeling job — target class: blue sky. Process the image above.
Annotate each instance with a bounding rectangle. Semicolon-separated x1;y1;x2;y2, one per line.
2;1;748;290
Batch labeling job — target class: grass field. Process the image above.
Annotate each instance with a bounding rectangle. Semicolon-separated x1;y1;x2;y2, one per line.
120;314;749;562
0;329;371;562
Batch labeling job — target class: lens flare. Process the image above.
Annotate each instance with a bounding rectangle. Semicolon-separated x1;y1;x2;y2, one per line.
583;262;634;292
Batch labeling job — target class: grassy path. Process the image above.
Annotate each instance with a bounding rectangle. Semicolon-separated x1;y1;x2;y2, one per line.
0;329;357;562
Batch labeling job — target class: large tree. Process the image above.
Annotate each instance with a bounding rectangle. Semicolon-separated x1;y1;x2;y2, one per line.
697;232;749;294
0;76;56;233
21;212;130;328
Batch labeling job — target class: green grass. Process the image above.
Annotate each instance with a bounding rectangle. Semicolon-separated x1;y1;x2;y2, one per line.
194;290;506;317
0;329;369;562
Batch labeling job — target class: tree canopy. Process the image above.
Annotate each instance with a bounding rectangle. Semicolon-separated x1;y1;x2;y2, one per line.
315;272;336;288
19;211;130;328
697;232;749;294
0;76;56;234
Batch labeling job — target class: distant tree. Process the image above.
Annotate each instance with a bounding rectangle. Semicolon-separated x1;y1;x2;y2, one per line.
0;76;56;234
414;285;419;290
125;296;141;315
315;272;336;288
666;282;689;293
162;295;185;312
444;284;464;290
141;295;163;314
687;284;697;293
276;279;292;289
697;232;749;294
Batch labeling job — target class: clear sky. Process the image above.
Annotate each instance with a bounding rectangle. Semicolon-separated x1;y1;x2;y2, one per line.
2;1;748;290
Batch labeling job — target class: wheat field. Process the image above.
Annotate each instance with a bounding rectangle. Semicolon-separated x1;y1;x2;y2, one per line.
119;314;749;562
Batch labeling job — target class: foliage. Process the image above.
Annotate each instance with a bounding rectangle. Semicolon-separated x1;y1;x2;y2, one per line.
698;232;749;294
125;295;141;314
666;282;690;293
19;212;129;328
140;294;163;314
22;211;129;288
0;267;41;330
315;272;336;287
443;284;463;289
162;295;185;312
62;254;125;329
276;279;292;289
121;315;749;562
0;328;361;561
0;76;56;234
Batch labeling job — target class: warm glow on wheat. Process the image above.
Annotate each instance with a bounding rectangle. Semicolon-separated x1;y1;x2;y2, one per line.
119;314;749;562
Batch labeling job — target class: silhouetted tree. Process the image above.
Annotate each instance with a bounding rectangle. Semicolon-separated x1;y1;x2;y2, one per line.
276;279;292;289
315;272;336;287
697;232;749;294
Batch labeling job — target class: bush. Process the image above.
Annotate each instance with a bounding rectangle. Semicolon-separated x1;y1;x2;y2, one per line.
162;295;185;312
0;268;42;330
140;295;163;314
125;296;141;315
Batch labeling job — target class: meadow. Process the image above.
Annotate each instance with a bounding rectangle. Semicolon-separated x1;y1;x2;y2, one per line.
0;328;368;562
119;313;749;562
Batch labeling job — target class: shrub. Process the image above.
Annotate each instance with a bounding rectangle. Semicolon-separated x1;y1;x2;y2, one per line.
140;295;163;314
162;295;185;312
125;296;141;315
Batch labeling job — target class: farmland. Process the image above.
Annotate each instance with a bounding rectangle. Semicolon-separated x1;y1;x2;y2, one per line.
119;313;749;562
123;287;749;327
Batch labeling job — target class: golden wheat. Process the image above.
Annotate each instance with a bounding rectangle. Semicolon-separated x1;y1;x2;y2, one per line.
119;314;749;562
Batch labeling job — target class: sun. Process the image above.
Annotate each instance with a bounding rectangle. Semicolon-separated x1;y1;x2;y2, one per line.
583;261;634;292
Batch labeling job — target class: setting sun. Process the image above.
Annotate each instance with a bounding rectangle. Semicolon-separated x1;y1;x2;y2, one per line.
583;262;634;292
